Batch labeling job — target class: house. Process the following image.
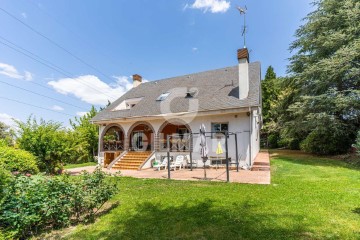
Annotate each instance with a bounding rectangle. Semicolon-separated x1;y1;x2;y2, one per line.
91;48;261;170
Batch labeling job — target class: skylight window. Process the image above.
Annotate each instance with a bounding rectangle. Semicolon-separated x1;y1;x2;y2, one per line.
156;92;170;101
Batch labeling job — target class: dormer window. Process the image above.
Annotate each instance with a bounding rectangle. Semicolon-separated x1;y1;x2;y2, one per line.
185;90;197;98
156;92;170;101
112;97;143;111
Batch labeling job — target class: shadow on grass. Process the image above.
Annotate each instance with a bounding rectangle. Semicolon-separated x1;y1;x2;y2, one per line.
270;150;358;171
70;200;311;240
352;208;360;215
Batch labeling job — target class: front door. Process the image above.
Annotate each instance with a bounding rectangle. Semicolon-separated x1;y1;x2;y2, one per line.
132;131;145;151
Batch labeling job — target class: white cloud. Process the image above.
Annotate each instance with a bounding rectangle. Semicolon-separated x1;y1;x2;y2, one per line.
112;76;134;91
24;71;33;81
48;75;135;105
51;105;64;111
0;113;18;128
0;63;23;79
21;12;27;19
76;112;88;117
0;63;33;81
190;0;230;13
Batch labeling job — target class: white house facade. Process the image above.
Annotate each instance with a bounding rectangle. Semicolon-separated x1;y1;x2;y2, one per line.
91;48;261;170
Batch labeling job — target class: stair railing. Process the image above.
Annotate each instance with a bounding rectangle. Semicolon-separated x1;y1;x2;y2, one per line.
138;151;156;170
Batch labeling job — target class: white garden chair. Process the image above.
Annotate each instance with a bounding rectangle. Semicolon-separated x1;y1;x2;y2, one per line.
170;155;184;171
186;155;197;168
156;157;168;171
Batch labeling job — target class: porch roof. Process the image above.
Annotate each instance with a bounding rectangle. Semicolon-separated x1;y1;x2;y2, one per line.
92;62;261;123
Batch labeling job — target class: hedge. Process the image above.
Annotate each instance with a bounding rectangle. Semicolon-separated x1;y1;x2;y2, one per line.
0;146;38;174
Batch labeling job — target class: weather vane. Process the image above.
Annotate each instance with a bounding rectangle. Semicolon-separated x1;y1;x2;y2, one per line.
236;5;247;48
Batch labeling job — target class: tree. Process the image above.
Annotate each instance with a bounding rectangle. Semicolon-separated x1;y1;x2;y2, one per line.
262;66;277;123
0;122;15;146
261;66;284;148
285;0;360;154
70;106;99;162
16;117;68;173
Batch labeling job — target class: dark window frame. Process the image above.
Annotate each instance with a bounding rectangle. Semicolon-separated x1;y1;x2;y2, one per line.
211;122;229;138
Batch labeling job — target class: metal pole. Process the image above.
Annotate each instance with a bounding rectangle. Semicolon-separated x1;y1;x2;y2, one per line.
249;111;252;167
235;133;239;172
225;131;230;182
189;134;193;171
167;135;171;179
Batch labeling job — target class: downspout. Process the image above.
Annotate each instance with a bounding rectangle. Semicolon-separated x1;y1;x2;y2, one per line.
98;126;102;165
249;107;252;166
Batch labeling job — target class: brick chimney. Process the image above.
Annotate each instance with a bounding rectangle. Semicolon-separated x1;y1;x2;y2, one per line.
237;48;249;99
132;74;142;88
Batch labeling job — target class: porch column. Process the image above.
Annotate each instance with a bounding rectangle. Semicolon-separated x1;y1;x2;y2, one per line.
154;133;160;151
124;134;130;151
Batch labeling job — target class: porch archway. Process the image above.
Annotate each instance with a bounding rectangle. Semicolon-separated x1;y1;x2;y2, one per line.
127;121;155;151
100;124;125;152
158;119;192;152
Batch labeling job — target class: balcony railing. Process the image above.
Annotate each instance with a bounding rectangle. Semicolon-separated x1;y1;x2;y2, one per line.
103;140;124;151
159;137;190;152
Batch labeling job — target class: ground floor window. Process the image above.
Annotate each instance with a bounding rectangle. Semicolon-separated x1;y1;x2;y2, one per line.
211;123;229;138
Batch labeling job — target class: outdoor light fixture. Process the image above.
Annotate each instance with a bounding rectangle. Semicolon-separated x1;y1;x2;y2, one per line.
247;112;250;116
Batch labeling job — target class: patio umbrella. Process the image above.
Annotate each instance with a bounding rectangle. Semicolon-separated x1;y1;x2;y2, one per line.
199;124;208;179
216;141;223;156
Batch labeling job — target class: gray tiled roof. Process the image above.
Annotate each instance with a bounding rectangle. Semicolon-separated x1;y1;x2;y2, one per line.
92;62;261;122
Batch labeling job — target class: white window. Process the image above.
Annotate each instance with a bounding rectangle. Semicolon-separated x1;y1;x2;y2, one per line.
156;92;170;101
112;97;143;111
211;123;229;138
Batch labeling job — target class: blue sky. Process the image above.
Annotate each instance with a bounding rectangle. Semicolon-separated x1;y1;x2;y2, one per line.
0;0;313;127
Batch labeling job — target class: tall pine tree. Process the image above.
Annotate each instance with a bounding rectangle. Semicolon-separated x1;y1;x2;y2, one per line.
285;0;360;154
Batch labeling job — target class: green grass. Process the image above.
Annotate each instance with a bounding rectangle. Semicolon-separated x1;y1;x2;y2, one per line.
64;150;360;240
63;162;97;169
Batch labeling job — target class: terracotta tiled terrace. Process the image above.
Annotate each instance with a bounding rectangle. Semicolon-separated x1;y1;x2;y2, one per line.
66;151;271;185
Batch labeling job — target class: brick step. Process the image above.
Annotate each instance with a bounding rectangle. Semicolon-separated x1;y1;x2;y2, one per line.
126;152;152;155
121;156;149;160
114;161;144;166
115;163;143;167
253;162;270;166
120;158;147;161
251;166;270;171
112;166;138;170
118;159;145;163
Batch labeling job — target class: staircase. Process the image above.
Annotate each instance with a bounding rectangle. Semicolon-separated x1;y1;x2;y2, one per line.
112;151;152;170
251;161;270;171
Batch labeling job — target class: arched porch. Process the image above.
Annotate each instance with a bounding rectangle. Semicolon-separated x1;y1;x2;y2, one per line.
127;122;155;151
101;125;125;151
158;120;192;152
101;124;125;167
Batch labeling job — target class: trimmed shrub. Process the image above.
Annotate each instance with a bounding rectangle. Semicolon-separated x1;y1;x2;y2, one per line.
0;167;117;239
268;133;279;148
300;121;351;155
0;163;12;200
0;146;38;174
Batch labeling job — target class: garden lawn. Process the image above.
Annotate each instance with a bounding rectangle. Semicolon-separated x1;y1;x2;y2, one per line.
63;162;97;169
65;150;360;240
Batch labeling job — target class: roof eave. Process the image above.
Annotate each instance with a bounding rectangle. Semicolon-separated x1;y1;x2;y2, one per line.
91;105;260;125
